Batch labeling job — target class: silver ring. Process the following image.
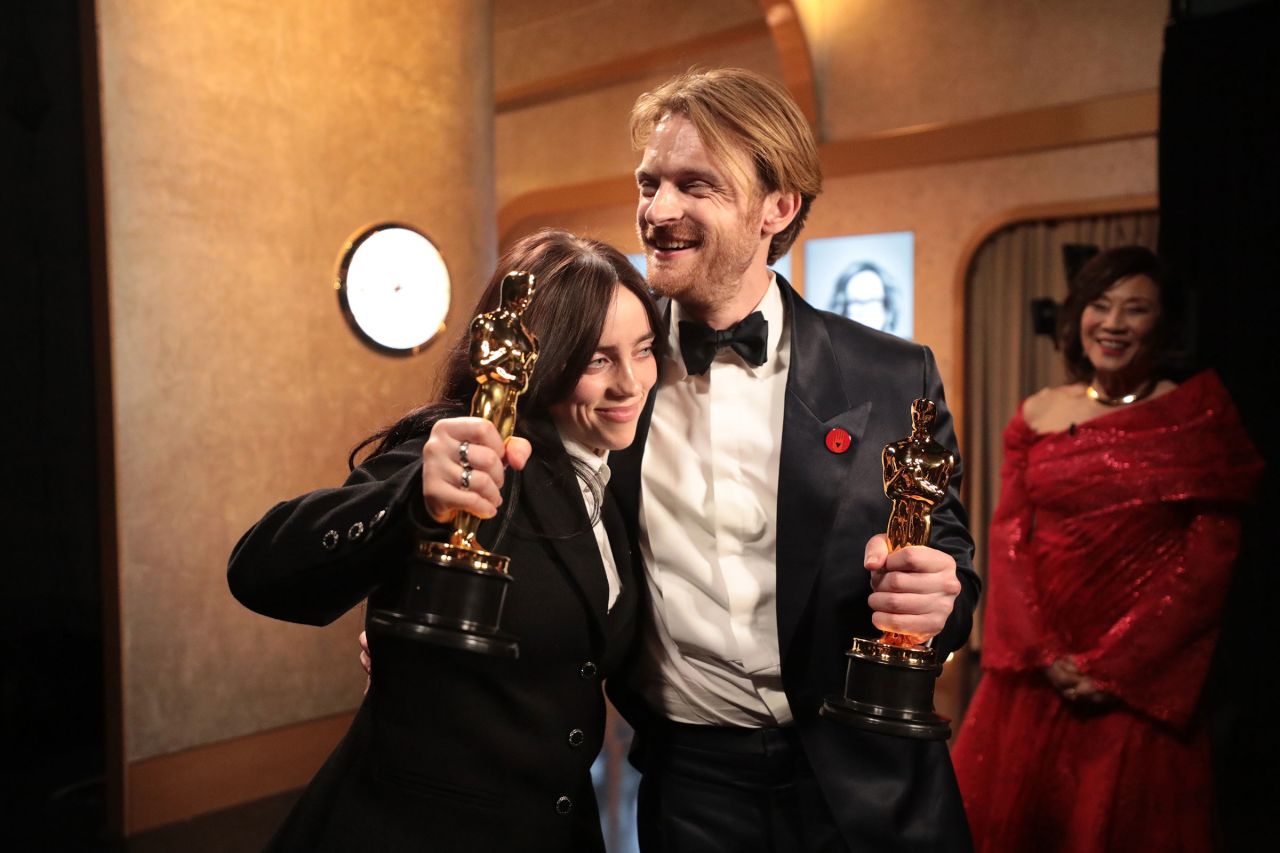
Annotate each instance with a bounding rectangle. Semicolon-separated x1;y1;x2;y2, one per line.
460;466;473;490
458;441;471;466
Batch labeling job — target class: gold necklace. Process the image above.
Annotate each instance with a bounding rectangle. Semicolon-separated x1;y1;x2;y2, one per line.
1086;380;1154;407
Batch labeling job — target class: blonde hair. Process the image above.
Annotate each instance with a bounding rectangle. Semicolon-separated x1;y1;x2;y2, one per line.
630;68;822;264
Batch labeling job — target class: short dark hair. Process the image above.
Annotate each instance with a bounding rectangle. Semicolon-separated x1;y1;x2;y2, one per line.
1057;245;1183;382
352;229;662;465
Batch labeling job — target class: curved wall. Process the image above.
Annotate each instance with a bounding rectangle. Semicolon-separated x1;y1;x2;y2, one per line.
94;0;495;769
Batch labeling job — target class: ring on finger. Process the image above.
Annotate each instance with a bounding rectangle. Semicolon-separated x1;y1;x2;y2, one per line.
458;440;470;466
460;466;473;490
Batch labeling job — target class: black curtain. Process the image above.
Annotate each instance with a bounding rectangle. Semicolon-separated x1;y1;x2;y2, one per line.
0;1;106;847
1159;2;1280;849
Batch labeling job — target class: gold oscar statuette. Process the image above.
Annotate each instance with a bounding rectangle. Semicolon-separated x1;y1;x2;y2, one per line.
821;398;956;739
369;272;539;658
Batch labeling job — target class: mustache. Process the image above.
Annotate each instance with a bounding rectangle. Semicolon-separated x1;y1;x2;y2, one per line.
641;224;703;246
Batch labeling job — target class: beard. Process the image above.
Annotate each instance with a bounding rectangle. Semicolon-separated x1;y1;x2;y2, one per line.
638;205;763;313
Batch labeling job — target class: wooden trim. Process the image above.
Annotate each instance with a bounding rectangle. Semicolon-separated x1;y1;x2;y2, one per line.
497;90;1159;244
499;174;639;246
759;0;819;131
948;193;1160;451
126;711;356;835
820;90;1158;177
495;20;770;113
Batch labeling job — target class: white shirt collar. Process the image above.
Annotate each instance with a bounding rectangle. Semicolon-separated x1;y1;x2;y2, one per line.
555;429;621;612
558;433;611;487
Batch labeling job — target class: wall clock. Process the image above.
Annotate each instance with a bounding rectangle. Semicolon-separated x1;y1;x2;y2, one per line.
335;223;450;355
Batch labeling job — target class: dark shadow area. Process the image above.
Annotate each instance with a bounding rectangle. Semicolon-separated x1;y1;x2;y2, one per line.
1160;1;1280;850
1;1;106;848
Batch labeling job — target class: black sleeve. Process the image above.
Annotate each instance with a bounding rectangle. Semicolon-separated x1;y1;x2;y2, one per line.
920;346;981;657
227;437;446;626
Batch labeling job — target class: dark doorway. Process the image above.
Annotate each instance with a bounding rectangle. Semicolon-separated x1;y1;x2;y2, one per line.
1160;2;1280;850
1;1;108;847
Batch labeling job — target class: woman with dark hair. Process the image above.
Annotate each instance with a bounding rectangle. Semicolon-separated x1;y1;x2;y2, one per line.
228;229;662;852
951;245;1263;851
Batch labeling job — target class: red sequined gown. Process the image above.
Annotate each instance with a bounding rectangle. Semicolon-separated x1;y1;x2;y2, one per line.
952;371;1262;852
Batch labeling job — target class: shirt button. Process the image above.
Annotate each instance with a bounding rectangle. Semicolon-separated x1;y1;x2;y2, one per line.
555;795;573;815
578;662;598;680
321;530;340;550
568;729;585;747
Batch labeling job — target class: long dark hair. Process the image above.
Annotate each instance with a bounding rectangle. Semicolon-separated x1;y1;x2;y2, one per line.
350;229;662;467
1057;245;1184;383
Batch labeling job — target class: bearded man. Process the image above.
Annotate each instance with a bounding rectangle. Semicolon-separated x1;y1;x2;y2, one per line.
604;68;977;853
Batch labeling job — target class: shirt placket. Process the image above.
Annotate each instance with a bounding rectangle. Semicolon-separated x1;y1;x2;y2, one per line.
710;360;759;682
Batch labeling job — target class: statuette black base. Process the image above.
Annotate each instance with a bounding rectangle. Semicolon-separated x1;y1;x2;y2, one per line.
369;539;519;658
820;637;949;740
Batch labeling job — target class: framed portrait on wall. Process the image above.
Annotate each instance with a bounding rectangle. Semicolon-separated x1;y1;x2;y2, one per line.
803;231;914;340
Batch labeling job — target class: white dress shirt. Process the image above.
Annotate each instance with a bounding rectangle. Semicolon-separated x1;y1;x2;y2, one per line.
560;436;621;611
634;276;794;726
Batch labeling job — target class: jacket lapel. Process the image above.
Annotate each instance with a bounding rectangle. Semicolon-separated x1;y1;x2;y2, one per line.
775;279;873;664
516;448;611;641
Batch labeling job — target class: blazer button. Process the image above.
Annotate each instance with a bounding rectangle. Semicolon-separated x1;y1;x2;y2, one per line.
555;795;573;815
321;530;340;551
347;521;365;542
369;508;388;529
578;661;598;680
568;729;585;747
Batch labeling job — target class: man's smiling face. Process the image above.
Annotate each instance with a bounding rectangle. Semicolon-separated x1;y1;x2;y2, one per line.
634;114;768;313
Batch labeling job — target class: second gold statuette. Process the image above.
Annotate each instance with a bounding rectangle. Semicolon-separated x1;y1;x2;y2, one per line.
821;398;956;739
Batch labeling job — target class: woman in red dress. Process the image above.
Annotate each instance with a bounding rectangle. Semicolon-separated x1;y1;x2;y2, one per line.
951;246;1263;852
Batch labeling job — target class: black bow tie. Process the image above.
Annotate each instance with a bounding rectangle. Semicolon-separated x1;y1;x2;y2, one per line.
678;311;769;376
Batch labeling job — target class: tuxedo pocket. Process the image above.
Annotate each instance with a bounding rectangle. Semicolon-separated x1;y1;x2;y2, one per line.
373;760;503;810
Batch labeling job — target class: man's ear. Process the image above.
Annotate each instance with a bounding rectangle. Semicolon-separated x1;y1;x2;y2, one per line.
760;190;802;238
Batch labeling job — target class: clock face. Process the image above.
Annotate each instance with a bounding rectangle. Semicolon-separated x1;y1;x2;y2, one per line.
336;223;450;354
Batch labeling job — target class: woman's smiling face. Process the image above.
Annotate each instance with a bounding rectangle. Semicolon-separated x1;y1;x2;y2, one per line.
549;284;657;454
1080;273;1161;381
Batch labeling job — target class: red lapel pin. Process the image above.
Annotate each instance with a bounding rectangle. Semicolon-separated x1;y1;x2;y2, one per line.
825;427;853;454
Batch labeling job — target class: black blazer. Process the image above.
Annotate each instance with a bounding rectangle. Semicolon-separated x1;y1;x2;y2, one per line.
607;278;979;852
228;431;637;852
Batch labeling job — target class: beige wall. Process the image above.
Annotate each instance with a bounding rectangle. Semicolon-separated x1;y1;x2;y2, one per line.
494;0;762;92
95;0;495;763
494;14;781;207
496;0;1166;210
796;0;1166;140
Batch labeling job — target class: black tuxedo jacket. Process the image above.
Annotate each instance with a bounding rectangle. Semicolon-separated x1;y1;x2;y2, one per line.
608;278;979;851
228;431;637;852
